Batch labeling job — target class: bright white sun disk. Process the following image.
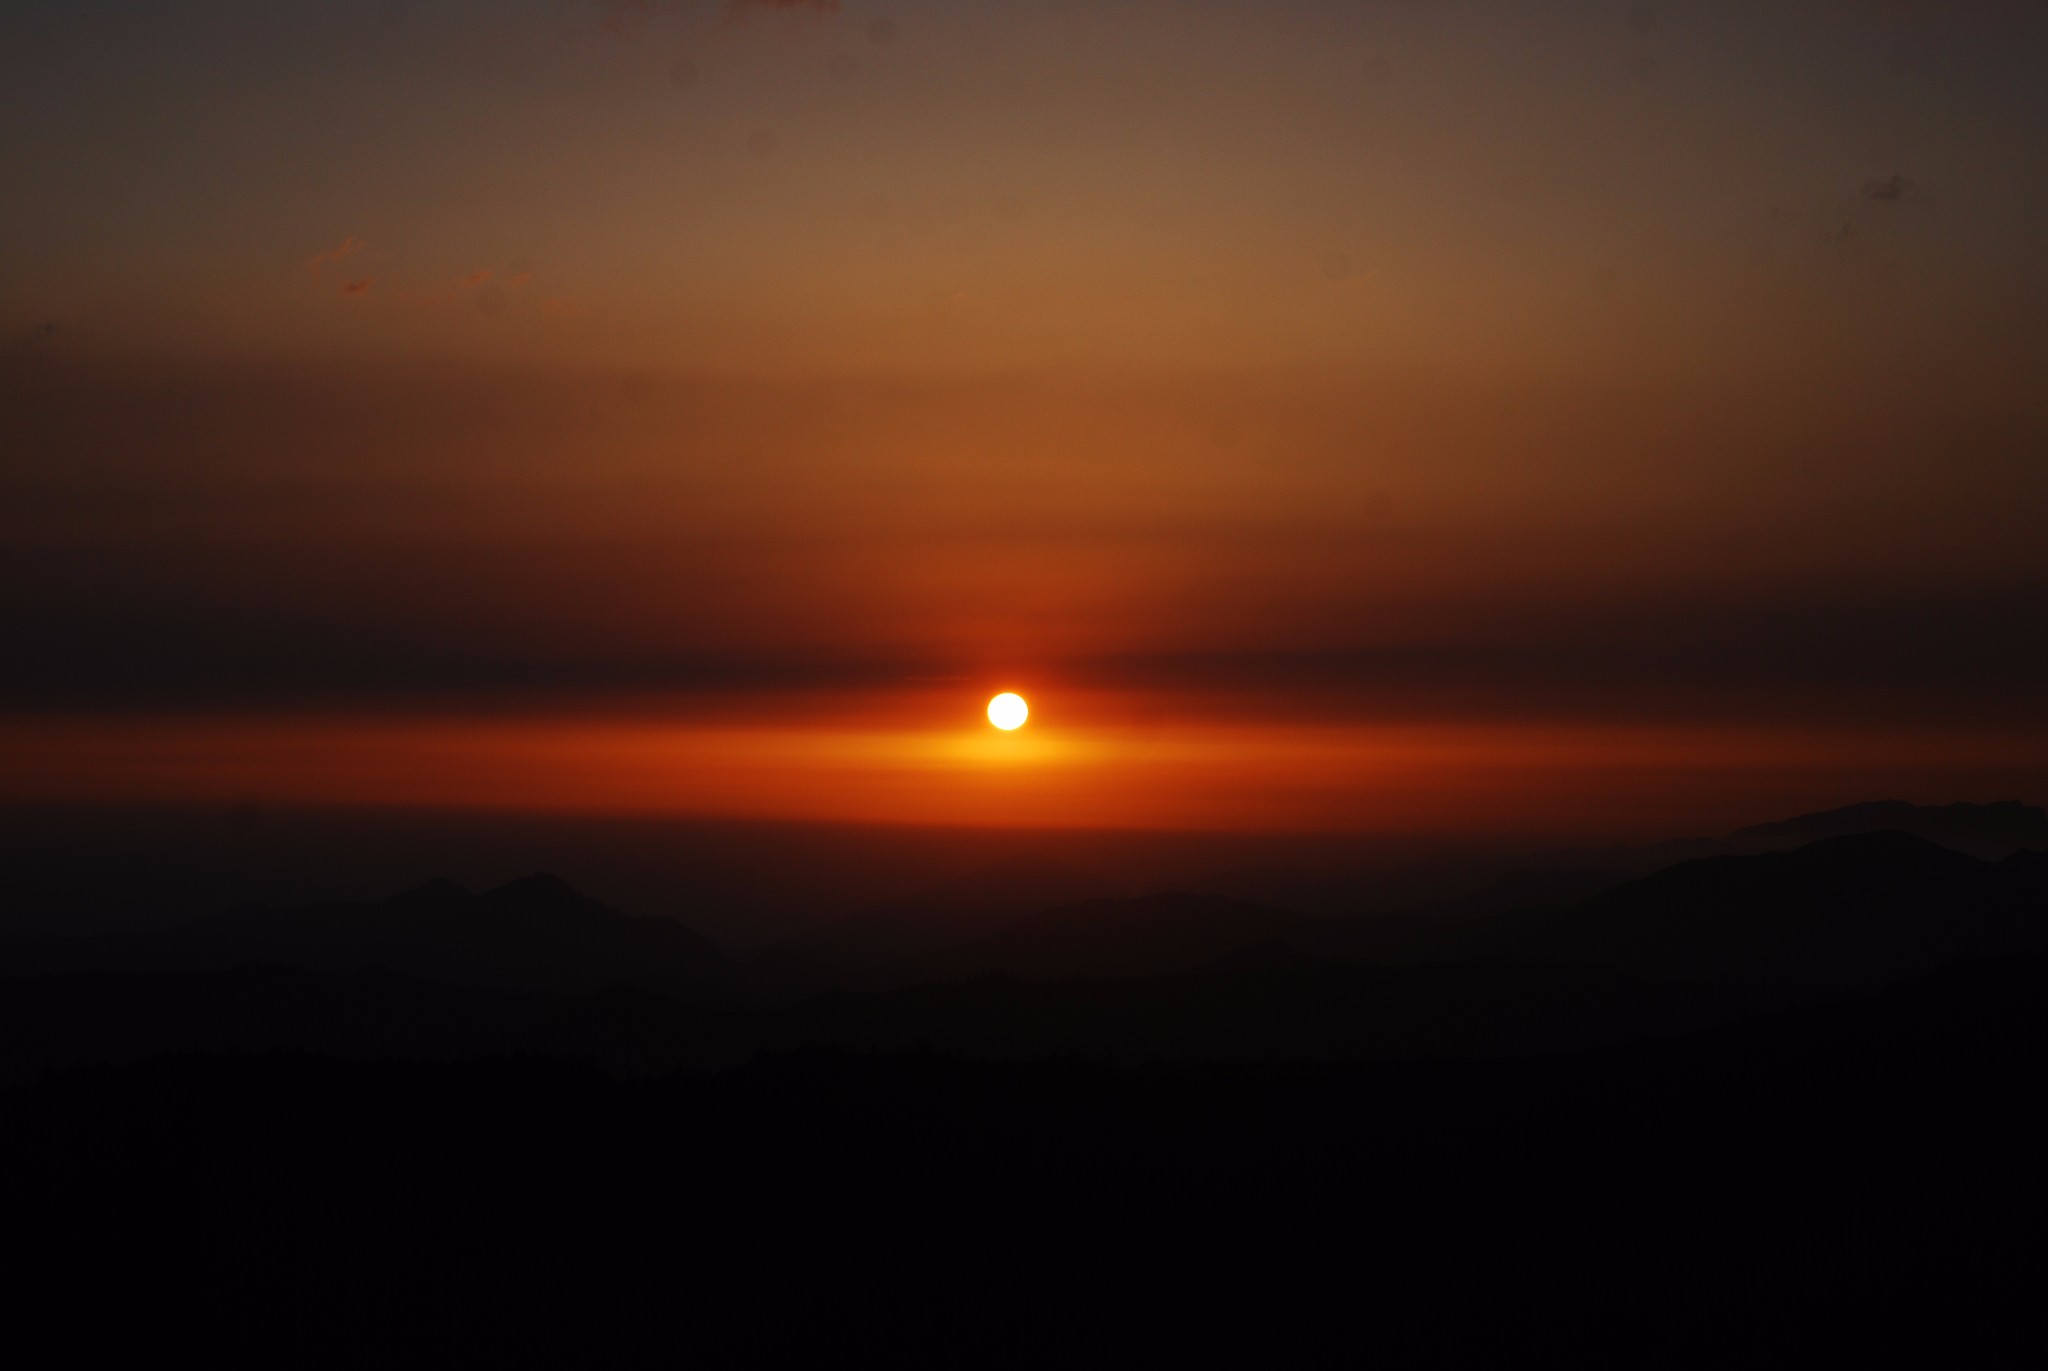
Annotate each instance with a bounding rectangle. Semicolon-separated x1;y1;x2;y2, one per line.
987;693;1029;730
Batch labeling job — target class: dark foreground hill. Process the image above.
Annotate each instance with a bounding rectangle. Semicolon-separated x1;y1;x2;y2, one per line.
9;948;2048;1368
4;810;2048;1365
0;949;1704;1080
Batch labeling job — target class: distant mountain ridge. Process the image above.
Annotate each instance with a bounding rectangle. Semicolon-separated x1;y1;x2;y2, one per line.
1527;799;2048;888
0;963;713;1083
1492;830;2048;991
0;823;2045;1074
776;853;1121;984
1;801;2043;1052
0;873;726;995
776;815;2048;997
0;854;242;937
1188;799;2048;922
1723;800;2048;859
915;891;1314;984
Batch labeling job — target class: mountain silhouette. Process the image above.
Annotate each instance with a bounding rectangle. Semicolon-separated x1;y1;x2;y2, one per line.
1721;799;2048;860
1192;799;2048;924
0;963;715;1083
910;891;1313;983
1490;830;2048;991
17;940;2048;1369
1521;798;2048;893
4;805;2047;1072
0;853;240;936
0;873;726;995
7;802;2048;1369
737;834;2048;1062
774;853;1122;984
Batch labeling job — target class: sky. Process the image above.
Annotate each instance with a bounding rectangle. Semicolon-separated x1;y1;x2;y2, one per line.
4;0;2047;837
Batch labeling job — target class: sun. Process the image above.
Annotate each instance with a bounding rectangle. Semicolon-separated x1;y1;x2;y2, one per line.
987;692;1029;731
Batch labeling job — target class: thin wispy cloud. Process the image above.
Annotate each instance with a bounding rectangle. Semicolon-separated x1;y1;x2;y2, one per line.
727;0;840;22
16;320;60;351
308;236;364;273
599;0;658;38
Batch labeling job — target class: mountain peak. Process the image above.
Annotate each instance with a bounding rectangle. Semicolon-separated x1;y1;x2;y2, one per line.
483;873;584;904
1727;800;2047;860
383;877;469;906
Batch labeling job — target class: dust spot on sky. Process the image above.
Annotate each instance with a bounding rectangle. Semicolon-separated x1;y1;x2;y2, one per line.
728;0;840;16
1320;251;1373;284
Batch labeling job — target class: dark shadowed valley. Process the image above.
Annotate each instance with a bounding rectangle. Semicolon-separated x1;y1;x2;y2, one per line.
4;800;2047;1366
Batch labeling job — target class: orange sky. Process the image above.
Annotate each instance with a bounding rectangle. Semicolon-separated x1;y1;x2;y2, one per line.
3;1;2046;835
7;707;2048;843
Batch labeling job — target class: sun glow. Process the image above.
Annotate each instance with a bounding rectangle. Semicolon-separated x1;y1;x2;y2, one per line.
987;693;1029;731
